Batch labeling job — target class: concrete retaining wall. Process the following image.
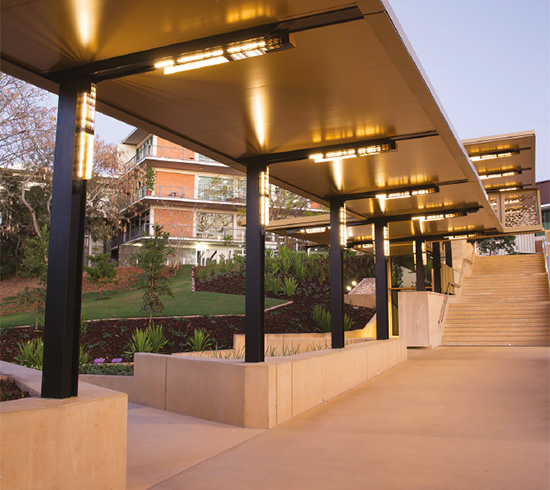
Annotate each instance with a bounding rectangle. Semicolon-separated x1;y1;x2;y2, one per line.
0;362;127;490
132;338;406;429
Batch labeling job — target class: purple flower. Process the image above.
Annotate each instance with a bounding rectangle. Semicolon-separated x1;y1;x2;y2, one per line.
111;358;123;364
93;358;105;364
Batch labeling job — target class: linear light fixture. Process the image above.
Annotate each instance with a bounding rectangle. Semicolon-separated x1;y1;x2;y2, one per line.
299;227;328;234
375;185;437;201
412;211;467;222
485;183;522;192
444;234;477;240
309;142;395;163
470;150;518;162
74;83;96;180
158;31;294;75
479;170;521;180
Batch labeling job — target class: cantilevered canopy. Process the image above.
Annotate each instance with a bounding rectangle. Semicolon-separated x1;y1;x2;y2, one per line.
1;0;538;237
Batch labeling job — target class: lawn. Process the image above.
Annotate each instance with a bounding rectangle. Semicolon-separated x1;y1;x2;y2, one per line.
0;266;285;328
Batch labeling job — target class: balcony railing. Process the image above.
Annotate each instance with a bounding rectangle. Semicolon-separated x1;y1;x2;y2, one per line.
126;145;217;168
126;184;246;208
110;225;278;249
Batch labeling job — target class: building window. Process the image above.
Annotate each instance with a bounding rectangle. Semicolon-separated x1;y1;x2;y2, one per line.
196;153;216;163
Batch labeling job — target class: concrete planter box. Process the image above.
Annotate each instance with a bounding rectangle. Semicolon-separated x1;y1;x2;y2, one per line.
0;361;127;490
130;337;406;429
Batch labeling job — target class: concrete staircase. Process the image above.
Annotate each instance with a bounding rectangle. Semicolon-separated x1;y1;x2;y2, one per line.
442;254;550;346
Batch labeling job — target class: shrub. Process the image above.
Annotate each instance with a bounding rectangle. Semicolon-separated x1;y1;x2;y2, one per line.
125;329;153;356
281;276;298;297
187;328;213;351
312;304;331;332
146;324;168;352
16;338;43;369
311;305;355;333
344;313;355;331
265;275;282;295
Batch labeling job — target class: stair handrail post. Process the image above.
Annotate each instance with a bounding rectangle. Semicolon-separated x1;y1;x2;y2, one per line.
542;234;550;295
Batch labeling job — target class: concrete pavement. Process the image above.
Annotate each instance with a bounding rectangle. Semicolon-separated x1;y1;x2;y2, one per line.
127;347;549;490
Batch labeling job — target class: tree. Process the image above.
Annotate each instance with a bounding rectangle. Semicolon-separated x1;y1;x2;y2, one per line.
0;73;136;272
134;225;174;323
475;236;516;256
0;73;56;273
19;226;49;329
83;253;119;300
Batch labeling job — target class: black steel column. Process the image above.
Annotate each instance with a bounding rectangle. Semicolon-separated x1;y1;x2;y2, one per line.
42;79;92;398
444;241;453;268
415;238;425;291
330;199;344;349
374;220;389;340
245;163;266;362
433;242;442;293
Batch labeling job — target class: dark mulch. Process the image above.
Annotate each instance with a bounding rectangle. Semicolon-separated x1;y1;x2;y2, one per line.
0;379;30;402
0;262;374;364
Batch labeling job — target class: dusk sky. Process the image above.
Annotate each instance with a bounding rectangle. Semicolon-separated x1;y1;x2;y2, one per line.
93;0;550;181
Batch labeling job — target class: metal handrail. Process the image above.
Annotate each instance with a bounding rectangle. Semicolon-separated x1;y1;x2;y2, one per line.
438;251;475;327
542;234;550;294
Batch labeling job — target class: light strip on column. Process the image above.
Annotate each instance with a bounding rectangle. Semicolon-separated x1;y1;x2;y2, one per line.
339;204;347;247
413;240;426;267
75;83;96;180
260;167;270;227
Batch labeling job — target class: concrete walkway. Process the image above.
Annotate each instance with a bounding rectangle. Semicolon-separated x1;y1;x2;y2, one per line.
127;347;550;490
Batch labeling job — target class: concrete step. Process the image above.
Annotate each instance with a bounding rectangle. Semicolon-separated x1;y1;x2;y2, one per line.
441;340;550;347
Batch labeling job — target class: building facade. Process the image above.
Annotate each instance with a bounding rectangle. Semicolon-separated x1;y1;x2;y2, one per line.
111;130;320;266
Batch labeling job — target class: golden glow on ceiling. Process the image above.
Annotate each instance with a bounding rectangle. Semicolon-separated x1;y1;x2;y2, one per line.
226;5;271;24
331;159;344;192
250;84;268;150
72;0;100;49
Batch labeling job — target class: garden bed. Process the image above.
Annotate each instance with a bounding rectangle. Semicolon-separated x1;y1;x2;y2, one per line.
0;249;375;366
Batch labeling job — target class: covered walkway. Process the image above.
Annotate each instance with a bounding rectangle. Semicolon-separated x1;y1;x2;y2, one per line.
127;346;550;489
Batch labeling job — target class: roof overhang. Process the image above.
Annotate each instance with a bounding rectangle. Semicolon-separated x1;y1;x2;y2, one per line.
2;0;539;239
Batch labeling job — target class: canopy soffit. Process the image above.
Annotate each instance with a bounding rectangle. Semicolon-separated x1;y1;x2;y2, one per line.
2;0;527;238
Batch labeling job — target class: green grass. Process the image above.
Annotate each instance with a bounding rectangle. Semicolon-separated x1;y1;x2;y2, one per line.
0;266;285;328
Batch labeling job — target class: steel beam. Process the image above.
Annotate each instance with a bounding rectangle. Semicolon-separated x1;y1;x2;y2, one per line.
41;79;91;398
245;164;266;362
374;221;389;340
415;238;426;291
330;200;344;349
433;242;442;293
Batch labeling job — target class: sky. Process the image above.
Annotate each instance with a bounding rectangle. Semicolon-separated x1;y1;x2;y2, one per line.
92;0;550;181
